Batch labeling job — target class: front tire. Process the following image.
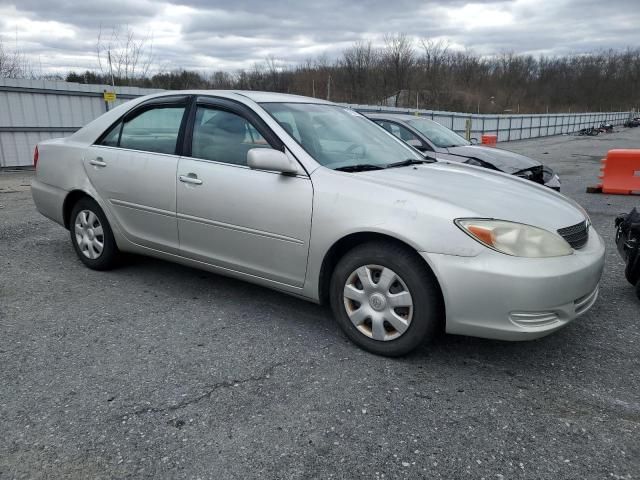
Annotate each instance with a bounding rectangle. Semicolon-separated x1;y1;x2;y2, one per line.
70;197;119;270
329;241;442;356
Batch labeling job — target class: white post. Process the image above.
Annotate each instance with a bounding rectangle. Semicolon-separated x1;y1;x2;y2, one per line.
107;50;115;89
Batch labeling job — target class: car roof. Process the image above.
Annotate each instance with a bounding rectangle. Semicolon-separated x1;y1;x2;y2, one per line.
234;91;333;104
67;90;336;146
140;90;333;105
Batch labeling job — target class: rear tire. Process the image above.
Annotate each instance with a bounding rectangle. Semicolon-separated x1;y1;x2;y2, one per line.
69;197;119;270
329;241;443;357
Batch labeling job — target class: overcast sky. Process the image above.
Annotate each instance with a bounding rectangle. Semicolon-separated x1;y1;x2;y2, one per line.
0;0;639;75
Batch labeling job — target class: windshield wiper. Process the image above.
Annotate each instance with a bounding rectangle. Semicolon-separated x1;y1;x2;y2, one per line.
385;158;430;169
334;164;385;172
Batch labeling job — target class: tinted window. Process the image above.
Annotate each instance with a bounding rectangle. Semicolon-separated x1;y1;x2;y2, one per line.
191;107;271;166
119;106;186;154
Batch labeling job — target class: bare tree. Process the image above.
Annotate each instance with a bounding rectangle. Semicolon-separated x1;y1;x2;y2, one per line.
65;33;640;113
381;34;415;106
0;39;32;78
418;39;450;106
96;25;154;85
342;40;378;103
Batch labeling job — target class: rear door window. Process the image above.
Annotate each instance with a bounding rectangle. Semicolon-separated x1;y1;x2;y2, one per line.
119;106;186;155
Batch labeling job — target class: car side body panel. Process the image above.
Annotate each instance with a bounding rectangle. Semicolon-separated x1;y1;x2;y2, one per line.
84;145;181;254
176;157;313;287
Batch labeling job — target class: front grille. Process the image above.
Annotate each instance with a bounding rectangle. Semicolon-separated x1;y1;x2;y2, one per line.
514;165;545;185
558;220;589;249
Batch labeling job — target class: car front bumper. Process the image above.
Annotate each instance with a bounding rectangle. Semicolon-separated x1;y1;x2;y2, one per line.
422;226;605;340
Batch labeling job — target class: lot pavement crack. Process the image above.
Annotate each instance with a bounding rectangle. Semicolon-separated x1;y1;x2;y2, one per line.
127;362;284;417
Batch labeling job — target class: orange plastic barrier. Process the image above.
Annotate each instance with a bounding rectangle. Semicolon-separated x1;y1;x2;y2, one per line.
481;134;497;147
597;149;640;195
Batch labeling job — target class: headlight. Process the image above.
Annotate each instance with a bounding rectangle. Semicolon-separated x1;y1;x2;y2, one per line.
542;166;554;183
455;219;573;257
465;158;485;167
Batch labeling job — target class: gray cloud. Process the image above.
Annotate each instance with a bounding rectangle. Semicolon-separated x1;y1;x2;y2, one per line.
1;0;639;74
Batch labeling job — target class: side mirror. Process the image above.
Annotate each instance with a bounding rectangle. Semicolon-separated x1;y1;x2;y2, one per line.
247;148;299;174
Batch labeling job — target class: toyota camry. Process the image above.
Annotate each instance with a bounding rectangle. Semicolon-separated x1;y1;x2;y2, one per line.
31;91;604;356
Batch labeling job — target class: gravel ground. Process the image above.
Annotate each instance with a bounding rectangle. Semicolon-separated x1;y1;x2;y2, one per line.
1;129;639;479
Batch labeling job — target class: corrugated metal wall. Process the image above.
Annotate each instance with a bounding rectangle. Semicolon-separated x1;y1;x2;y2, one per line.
0;78;161;167
0;77;634;167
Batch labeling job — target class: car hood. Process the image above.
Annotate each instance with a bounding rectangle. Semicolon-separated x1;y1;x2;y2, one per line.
358;161;584;231
445;145;541;173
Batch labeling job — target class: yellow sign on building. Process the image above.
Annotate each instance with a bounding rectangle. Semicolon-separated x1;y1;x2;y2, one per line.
103;91;117;102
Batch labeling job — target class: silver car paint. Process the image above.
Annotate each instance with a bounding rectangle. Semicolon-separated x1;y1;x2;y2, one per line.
85;145;181;254
31;90;605;341
445;145;538;173
176;156;312;287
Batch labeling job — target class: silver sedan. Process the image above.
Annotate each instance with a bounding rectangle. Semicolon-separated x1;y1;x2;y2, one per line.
31;91;605;356
366;113;562;190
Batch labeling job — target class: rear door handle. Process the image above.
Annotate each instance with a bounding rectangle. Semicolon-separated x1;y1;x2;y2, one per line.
89;157;107;167
179;174;203;185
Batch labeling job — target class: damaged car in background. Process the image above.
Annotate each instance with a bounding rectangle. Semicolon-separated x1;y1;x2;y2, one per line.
367;113;562;190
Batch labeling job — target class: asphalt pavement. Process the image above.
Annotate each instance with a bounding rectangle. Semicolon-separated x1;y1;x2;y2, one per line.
1;128;639;479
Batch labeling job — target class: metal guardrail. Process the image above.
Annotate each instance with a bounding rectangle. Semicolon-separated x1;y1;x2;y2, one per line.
349;105;632;142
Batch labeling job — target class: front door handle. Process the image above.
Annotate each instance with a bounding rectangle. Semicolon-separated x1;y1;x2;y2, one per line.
179;174;203;185
89;157;107;167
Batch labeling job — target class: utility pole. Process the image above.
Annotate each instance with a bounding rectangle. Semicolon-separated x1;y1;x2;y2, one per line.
327;74;331;101
107;50;115;89
312;79;315;98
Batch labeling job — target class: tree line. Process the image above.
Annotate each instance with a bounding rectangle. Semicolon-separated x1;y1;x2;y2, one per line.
3;33;639;113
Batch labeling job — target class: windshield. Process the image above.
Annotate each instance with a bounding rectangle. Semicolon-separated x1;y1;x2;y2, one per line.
406;118;470;148
260;103;423;169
